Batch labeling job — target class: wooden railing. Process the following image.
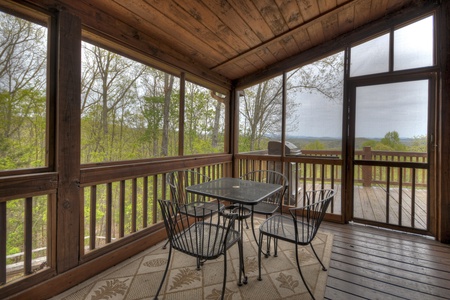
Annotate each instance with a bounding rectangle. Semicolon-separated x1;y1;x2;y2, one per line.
0;148;428;291
235;147;428;218
235;152;342;212
0;154;232;289
300;147;427;187
79;155;232;256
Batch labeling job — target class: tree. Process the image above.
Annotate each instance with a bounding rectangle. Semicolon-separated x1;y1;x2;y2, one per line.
240;52;344;152
81;43;145;162
380;131;406;151
240;76;283;151
0;12;47;170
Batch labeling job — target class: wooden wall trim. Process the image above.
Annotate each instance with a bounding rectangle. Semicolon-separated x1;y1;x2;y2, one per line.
55;9;82;272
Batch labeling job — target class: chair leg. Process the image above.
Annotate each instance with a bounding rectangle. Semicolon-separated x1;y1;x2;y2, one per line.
294;244;315;300
237;239;248;285
257;232;263;281
162;239;170;249
251;213;271;258
273;238;278;257
222;250;228;300
154;244;173;300
310;243;327;271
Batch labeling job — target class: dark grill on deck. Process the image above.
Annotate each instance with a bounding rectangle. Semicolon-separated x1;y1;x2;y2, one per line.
268;141;302;156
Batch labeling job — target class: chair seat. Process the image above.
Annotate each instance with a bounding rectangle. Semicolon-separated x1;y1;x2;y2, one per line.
243;202;278;215
259;215;313;245
172;223;240;260
182;201;225;218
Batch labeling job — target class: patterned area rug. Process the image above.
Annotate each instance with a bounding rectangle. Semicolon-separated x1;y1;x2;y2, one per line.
52;218;333;300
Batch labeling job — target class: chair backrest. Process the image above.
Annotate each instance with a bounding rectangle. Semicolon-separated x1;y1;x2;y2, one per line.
240;170;288;206
166;170;211;205
158;199;238;259
289;189;335;244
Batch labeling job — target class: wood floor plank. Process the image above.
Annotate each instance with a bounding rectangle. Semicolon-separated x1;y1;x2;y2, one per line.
331;241;450;279
324;286;366;300
327;269;408;300
328;267;446;300
322;222;448;255
331;235;450;267
323;221;450;300
330;259;450;298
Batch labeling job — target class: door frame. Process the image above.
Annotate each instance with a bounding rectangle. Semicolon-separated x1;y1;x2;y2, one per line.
343;72;436;236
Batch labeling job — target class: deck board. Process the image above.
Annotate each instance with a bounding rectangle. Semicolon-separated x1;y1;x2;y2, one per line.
321;221;450;300
298;184;428;231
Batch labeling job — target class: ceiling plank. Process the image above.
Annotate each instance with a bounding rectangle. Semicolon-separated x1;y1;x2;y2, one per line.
318;0;338;14
338;4;356;34
103;0;222;67
251;0;289;35
199;0;262;48
172;0;250;54
353;0;374;29
296;0;321;22
227;0;275;42
140;0;239;59
275;0;304;29
322;13;340;41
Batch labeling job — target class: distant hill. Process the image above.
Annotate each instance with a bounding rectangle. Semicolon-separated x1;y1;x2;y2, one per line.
284;136;419;150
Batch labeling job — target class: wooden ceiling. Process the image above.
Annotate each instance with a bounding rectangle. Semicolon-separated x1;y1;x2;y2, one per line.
13;0;425;85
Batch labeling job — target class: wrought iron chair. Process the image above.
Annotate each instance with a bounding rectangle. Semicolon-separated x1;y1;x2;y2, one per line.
163;170;225;251
155;199;245;300
240;170;288;256
257;189;335;300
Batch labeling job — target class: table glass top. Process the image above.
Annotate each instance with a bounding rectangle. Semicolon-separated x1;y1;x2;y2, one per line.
185;177;283;205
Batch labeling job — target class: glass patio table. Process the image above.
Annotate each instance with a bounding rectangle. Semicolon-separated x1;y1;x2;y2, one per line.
185;177;283;285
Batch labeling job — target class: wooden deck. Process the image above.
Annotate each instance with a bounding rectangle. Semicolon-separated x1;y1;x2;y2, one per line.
296;184;428;231
321;221;450;300
353;186;428;230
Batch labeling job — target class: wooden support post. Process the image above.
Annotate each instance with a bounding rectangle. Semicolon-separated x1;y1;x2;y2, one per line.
362;147;372;187
438;1;450;243
55;10;82;272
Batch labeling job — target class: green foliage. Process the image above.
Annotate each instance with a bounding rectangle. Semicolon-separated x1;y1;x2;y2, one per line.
361;131;410;151
303;140;325;150
380;131;407;151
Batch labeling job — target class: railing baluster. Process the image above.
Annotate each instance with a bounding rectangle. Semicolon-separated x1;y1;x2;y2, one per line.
0;201;6;285
119;180;125;238
90;186;96;250
106;183;112;243
411;168;416;228
152;175;158;224
399;167;403;226
143;177;148;228
131;178;137;233
24;197;32;275
386;167;390;224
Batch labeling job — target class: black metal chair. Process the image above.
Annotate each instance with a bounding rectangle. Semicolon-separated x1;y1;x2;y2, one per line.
155;199;245;300
163;170;225;251
240;170;288;256
257;189;335;300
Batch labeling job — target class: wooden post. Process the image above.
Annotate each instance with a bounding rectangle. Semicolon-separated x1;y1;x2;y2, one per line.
55;10;82;272
438;1;450;243
362;146;372;187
